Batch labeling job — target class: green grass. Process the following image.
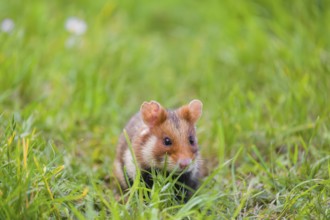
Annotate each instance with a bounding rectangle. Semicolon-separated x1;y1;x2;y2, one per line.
1;0;330;219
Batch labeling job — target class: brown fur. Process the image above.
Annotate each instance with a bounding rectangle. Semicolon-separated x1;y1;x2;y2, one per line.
114;100;203;193
150;118;197;164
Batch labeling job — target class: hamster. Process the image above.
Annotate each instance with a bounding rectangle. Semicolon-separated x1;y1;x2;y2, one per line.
114;99;203;201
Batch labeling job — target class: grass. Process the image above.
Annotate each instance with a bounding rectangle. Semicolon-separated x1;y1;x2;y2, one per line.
1;0;330;219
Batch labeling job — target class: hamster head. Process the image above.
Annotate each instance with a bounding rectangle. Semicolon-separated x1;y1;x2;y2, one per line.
139;99;203;173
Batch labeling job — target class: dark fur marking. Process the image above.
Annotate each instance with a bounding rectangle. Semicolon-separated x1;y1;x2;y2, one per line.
168;111;180;129
127;168;199;202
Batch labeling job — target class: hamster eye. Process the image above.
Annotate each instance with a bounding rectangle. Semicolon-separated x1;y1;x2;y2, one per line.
189;136;195;145
163;137;172;146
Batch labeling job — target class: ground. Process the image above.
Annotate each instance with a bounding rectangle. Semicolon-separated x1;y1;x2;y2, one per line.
0;0;330;219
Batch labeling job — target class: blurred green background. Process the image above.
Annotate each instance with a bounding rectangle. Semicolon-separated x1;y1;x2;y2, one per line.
0;0;329;218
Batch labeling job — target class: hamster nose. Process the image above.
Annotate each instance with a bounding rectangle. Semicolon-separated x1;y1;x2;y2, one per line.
178;158;192;169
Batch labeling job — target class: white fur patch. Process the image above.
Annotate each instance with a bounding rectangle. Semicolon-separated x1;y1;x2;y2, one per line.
114;160;126;187
163;155;200;175
141;135;157;166
190;155;201;178
123;149;136;179
140;126;149;136
163;157;178;171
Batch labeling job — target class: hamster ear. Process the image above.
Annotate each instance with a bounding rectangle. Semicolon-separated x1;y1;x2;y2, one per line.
140;101;167;127
189;99;203;122
178;99;203;123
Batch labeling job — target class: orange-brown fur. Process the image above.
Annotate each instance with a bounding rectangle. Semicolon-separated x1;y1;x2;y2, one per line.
114;100;203;196
149;118;198;164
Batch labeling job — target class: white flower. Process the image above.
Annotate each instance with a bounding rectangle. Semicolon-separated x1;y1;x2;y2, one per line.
65;17;87;35
1;18;15;33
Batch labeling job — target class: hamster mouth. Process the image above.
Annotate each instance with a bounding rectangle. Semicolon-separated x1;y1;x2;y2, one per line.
158;156;195;173
165;163;194;174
